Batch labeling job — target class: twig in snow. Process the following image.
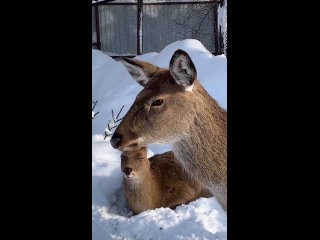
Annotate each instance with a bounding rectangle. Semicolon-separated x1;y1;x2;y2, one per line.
92;100;98;111
104;105;125;139
92;100;100;119
116;105;124;121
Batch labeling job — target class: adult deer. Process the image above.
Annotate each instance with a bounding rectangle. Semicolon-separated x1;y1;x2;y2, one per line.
110;49;227;211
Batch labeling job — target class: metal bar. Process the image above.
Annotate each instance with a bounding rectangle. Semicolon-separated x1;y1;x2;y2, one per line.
94;2;136;5
137;0;143;55
111;55;137;60
219;25;224;55
95;1;219;6
92;0;116;6
94;5;101;50
143;1;218;5
213;2;219;55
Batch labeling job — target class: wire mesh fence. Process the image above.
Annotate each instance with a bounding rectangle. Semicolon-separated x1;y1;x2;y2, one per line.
92;0;225;57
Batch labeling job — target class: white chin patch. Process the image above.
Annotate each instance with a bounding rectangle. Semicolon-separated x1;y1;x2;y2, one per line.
184;84;194;92
124;173;134;178
124;175;141;183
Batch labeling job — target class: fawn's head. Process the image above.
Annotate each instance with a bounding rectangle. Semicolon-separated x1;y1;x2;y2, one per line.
121;147;149;179
111;49;198;151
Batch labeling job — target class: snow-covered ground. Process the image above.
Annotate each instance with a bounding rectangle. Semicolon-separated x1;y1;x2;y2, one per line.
92;39;227;240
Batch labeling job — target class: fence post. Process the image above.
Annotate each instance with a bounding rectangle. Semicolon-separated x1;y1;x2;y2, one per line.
94;5;101;50
213;1;220;55
137;0;143;55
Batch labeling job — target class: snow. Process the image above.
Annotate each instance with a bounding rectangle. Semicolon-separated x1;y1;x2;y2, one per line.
92;111;98;119
218;0;227;54
93;138;227;240
92;39;227;239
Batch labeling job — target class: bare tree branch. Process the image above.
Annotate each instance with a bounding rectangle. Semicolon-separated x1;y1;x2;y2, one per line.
173;4;214;40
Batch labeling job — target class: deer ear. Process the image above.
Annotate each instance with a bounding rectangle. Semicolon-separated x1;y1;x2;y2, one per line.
121;58;160;87
169;49;197;91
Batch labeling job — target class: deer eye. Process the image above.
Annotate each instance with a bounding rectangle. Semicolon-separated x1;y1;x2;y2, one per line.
151;99;164;107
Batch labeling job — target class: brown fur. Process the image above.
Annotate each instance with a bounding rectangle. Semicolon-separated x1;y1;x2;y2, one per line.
112;50;227;211
121;147;212;215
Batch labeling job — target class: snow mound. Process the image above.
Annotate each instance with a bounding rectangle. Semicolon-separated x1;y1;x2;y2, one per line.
92;138;227;240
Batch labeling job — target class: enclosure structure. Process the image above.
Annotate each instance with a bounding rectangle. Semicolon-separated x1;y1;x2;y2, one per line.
92;0;226;57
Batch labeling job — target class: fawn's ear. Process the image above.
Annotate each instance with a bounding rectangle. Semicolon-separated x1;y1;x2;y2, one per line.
169;49;197;92
121;58;160;87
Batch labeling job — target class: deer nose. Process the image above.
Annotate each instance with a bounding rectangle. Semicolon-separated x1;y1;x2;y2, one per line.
123;167;132;176
110;133;122;149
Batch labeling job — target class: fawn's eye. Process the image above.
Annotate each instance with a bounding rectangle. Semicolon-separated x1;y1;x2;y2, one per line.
151;99;164;107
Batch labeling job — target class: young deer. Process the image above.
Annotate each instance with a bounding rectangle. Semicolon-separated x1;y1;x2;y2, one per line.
111;49;227;211
121;147;212;215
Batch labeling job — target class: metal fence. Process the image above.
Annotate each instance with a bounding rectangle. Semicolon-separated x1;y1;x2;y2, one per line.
92;0;225;57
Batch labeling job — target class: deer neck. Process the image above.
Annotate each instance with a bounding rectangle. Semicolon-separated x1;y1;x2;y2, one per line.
173;83;227;197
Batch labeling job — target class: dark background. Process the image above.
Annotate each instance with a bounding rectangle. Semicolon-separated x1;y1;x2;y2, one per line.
1;1;316;239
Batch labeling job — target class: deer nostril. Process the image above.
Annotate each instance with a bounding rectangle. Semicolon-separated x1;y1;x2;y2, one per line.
110;133;122;149
123;167;132;176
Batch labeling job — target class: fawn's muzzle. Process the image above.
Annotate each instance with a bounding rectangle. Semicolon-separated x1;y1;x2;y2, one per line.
123;167;133;176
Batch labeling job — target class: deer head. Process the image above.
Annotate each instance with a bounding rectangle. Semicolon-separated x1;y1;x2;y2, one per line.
121;147;149;179
110;49;198;151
